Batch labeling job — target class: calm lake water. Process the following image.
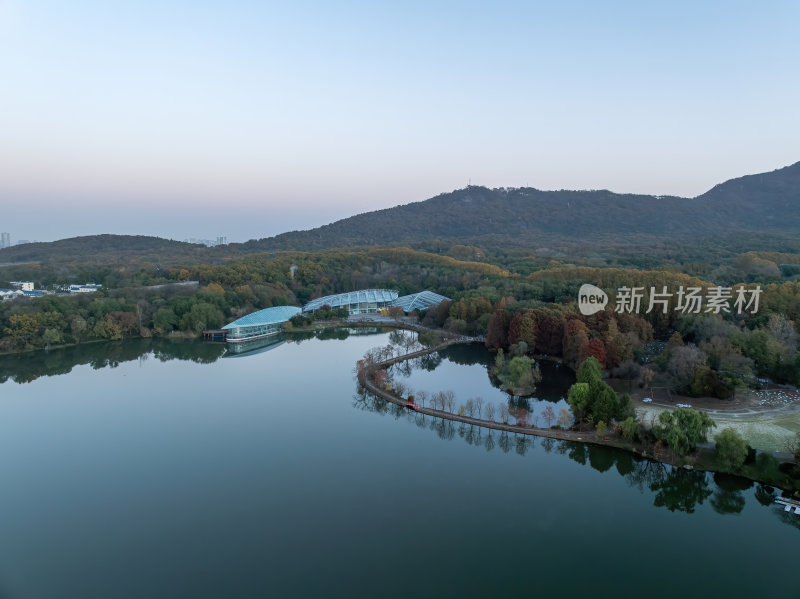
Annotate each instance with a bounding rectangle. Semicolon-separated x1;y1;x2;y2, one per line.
0;331;796;599
389;334;575;426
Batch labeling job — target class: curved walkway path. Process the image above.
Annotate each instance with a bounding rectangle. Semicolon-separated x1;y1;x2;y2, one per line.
355;336;637;451
297;317;796;476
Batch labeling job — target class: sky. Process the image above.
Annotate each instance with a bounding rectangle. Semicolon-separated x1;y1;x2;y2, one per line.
1;0;799;243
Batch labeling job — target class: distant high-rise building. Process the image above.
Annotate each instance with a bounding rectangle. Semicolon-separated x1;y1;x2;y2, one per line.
0;232;10;248
184;235;227;247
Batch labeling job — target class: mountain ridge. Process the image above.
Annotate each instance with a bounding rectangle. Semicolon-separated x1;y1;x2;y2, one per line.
1;161;798;262
237;160;800;252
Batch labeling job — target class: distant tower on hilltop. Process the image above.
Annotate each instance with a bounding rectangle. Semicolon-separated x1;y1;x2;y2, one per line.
216;235;227;246
0;232;10;248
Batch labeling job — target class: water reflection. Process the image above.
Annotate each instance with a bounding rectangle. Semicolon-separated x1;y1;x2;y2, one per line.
0;338;228;384
287;326;384;344
223;337;285;357
5;331;798;543
0;327;391;385
391;345;574;428
434;345;577;398
352;385;796;529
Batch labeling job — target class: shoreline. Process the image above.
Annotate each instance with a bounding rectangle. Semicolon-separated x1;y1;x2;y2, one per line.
0;330;200;357
2;316;797;492
351;326;799;494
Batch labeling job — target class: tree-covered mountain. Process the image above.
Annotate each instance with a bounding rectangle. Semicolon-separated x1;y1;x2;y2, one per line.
1;161;798;268
239;161;799;252
0;234;201;264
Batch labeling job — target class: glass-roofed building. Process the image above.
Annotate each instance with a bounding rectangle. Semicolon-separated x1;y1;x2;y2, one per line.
390;290;451;313
303;289;398;315
222;305;302;343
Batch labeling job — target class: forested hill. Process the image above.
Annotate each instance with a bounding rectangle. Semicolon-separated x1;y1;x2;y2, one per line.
0;235;201;264
2;161;798;265
239;161;800;251
696;160;800;221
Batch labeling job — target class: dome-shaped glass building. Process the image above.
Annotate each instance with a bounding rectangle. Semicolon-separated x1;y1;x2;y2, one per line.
222;305;302;343
303;289;398;315
390;290;450;313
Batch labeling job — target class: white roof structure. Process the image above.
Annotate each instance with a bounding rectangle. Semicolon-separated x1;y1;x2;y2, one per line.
222;306;302;329
390;290;451;313
303;289;398;312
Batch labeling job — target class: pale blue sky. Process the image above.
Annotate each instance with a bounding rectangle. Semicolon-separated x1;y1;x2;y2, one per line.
1;1;798;242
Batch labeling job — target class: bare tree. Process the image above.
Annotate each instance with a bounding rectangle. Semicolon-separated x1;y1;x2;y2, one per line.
416;390;427;409
667;344;708;391
465;398;475;418
474;397;484;419
784;432;800;460
444;390;456;413
542;405;555;428
499;403;510;424
485;403;496;421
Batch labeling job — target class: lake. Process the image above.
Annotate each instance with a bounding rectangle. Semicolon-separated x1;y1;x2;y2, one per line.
0;330;796;598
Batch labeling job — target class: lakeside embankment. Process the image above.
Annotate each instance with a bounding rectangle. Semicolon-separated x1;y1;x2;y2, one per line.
346;322;799;493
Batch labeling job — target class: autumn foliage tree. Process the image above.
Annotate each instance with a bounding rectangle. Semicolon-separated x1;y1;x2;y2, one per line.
508;309;537;347
562;319;590;369
584;338;607;368
486;309;509;349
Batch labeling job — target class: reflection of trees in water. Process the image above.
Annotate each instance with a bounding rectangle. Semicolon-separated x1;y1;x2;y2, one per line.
516;435;532;456
508;397;532;426
350;384;795;526
588;445;616;473
755;484;777;506
418;352;443;372
436;344;490;367
289;327;386;345
564;442;587;465
710;488;746;515
0;338;227;384
431;417;456;441
550;441;754;516
651;470;713;514
391;360;413;378
498;431;512;453
388;329;418;351
316;328;351;341
594;453;714;514
286;331;316;343
462;424;478;447
709;473;752;515
351;388;390;416
509;397;532;412
622;458;667;493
